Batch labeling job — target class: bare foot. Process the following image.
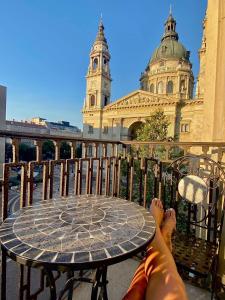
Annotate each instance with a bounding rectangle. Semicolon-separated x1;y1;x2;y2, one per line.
161;209;176;252
150;198;164;227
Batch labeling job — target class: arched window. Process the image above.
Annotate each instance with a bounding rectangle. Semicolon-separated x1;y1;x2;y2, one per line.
103;58;108;71
167;81;173;94
93;58;98;70
90;95;95;106
157;81;164;94
150;83;154;93
104;96;109;106
181;123;190;133
180;80;186;93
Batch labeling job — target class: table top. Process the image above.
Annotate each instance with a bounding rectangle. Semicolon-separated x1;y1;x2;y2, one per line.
0;195;155;270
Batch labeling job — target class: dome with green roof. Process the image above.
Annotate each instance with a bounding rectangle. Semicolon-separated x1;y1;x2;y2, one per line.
150;39;190;63
148;12;190;65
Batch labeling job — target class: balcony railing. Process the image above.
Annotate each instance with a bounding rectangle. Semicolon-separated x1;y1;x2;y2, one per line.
0;129;225;299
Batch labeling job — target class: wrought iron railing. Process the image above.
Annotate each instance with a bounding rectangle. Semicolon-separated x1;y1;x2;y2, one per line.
0;129;225;298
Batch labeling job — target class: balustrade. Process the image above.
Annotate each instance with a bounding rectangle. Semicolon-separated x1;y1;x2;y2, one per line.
0;129;225;297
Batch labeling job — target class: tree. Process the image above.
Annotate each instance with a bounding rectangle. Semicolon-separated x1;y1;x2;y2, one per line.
60;142;71;159
19;143;36;162
42;140;55;160
135;110;170;159
136;109;170;141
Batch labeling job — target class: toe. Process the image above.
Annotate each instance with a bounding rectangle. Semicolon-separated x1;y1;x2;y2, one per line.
165;209;170;218
169;208;175;216
158;200;163;209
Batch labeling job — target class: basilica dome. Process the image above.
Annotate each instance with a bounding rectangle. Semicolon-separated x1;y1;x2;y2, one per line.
150;39;190;64
146;12;190;67
140;11;194;99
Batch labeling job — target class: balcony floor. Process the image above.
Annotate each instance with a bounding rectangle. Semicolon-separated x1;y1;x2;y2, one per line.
73;258;211;300
3;254;212;300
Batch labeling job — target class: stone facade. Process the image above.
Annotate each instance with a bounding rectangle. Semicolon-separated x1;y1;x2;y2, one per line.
202;0;225;142
83;12;205;143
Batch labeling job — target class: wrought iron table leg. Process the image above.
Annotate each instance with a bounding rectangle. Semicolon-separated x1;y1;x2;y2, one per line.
66;271;74;300
100;266;108;300
45;269;57;300
1;247;7;300
91;266;108;300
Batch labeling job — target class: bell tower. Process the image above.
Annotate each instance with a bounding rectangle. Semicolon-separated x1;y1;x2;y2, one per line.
84;19;112;110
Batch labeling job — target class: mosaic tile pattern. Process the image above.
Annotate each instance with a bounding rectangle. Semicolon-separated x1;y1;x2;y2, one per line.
0;196;155;265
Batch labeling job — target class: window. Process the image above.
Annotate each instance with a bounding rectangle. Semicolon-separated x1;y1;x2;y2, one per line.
181;123;190;133
180;80;186;93
90;95;95;106
103;58;108;72
167;81;173;94
104;96;109;106
157;81;164;94
93;58;98;70
150;83;154;93
88;125;93;134
103;126;108;134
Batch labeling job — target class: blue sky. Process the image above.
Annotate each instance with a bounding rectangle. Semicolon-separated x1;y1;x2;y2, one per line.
0;0;207;129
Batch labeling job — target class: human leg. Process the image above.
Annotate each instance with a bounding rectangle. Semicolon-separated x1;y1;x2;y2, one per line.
122;199;164;300
144;202;188;300
123;199;188;300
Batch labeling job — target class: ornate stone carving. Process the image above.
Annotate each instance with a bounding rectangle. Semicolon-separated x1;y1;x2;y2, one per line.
105;91;173;110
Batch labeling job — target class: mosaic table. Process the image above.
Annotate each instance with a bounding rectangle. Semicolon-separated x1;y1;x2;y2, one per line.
0;195;155;300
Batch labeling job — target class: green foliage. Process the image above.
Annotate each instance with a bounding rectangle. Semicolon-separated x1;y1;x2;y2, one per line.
76;144;82;158
136;109;170;142
60;142;71;159
9;176;20;186
19;143;36;162
42;140;55;160
134;110;170;158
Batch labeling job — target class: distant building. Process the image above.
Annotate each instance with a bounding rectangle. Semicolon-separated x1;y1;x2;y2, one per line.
6;117;81;144
30;117;81;137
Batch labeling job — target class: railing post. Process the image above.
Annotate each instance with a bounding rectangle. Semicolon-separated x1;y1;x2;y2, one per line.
202;146;209;156
53;140;61;160
165;145;170;161
2;165;9;220
12;138;20;163
148;145;154;157
115;144;119;157
182;146;191;155
135;145;139;158
34;140;43;162
111;144;115;157
82;143;88;158
20;164;27;208
93;143;98;158
103;144;107;157
69;141;77;159
122;145;127;157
